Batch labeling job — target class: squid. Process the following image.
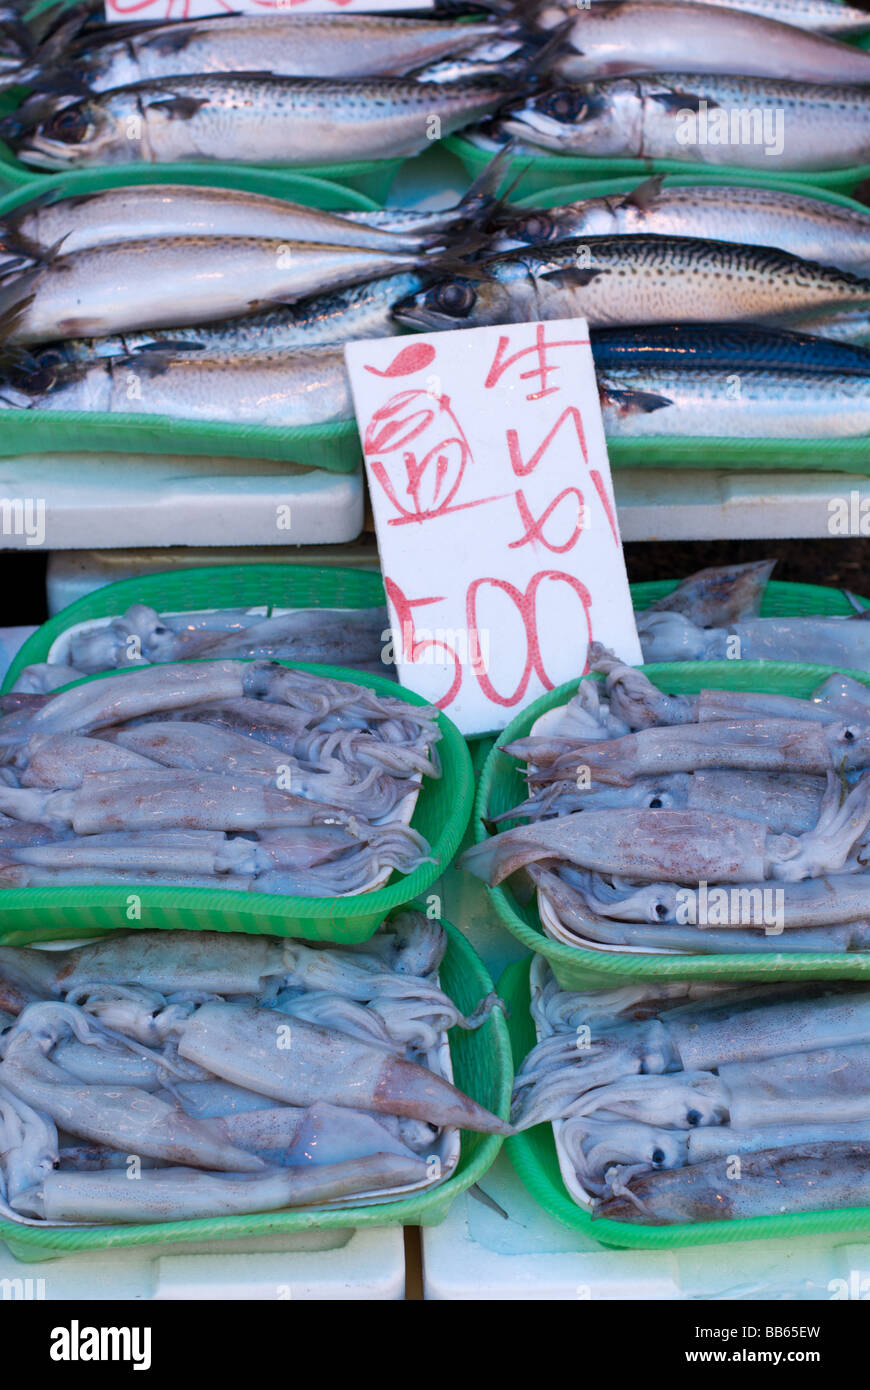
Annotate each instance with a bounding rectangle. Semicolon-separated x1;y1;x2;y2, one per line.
16;733;162;788
637;611;870;671
597;1142;870;1224
510;717;870;787
0;1003;267;1171
588;644;697;730
0;1083;57;1203
463;772;870;886
644;561;774;628
510;987;870;1120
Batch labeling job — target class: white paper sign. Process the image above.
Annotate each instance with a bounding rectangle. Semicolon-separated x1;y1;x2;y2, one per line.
104;0;433;22
346;319;643;737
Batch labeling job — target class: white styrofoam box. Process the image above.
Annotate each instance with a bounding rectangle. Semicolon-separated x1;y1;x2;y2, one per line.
0;1226;406;1301
46;542;382;613
0;454;364;552
613;468;870;541
422;1152;870;1301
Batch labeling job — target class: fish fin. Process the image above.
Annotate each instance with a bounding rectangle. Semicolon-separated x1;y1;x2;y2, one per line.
650;89;717;114
539;266;604;288
619;174;665;212
599;381;673;415
0;275;40;345
146;94;212;120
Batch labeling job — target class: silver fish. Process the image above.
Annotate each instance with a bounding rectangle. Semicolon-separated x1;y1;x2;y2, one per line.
490;178;870;278
599;364;870;436
397;236;870;339
8;74;517;170
539;0;870;83
0;234;432;344
0;184;445;267
36;14;510;90
495;74;870;172
0;346;353;429
541;0;870;36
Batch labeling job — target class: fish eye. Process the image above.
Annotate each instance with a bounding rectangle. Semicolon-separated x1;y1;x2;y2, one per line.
522;213;556;244
542;91;583;123
431;281;476;318
686;1109;702;1127
651;1148;666;1165
45;106;88;143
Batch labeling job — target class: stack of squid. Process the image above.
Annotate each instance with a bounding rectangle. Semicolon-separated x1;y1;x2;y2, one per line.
463;643;870;955
0;919;509;1224
0;659;442;897
512;964;870;1225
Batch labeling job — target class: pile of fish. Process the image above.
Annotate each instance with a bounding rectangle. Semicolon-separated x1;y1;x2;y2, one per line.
11;600;392;693
466;0;870;172
0;659;443;898
3;171;870;438
0;919;509;1224
0;4;543;168
513;962;870;1225
462;643;870;954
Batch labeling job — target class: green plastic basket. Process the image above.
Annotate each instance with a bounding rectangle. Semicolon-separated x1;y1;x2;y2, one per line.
0;915;512;1260
477;657;870;988
446;134;870;201
1;562;388;692
0;168;374;467
0;658;473;942
499;957;870;1249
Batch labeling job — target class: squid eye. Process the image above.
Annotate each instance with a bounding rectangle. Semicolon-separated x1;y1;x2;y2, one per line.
686;1109;702;1126
648;796;663;809
45;106;88;143
653;901;668;919
431;281;476;318
844;727;857;742
651;1148;666;1165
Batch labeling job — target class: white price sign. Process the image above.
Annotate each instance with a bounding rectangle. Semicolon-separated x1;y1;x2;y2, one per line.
104;0;434;21
346;319;642;737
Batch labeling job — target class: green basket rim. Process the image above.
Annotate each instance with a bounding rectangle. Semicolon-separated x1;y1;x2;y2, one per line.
444;134;870;191
512;171;870;213
0;164;381;215
499;958;870;1248
2;562;387;692
477;658;870;980
0;658;473;932
0;916;512;1252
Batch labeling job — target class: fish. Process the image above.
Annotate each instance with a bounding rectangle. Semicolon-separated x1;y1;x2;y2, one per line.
490;179;870;278
0;234;440;344
0;184;448;269
395;235;870;340
493;74;870;172
0;346;354;430
22;13;513;90
591;324;870;374
541;0;870;36
62;272;427;360
598;363;870;437
5;73;519;170
538;0;870;83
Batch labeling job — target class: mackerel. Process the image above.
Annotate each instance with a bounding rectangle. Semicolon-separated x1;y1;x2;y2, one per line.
8;74;518;170
491;178;870;277
396;235;870;337
539;0;870;83
0;236;430;343
496;74;870;172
